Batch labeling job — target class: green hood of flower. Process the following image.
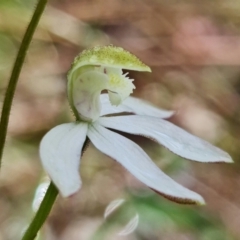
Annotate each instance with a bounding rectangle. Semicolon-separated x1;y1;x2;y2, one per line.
67;45;151;122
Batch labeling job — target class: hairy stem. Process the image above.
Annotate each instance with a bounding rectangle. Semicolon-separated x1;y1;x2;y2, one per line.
0;0;48;168
21;182;58;240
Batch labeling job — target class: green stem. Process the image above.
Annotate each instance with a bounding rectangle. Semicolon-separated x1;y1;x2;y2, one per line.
22;182;58;240
0;0;48;168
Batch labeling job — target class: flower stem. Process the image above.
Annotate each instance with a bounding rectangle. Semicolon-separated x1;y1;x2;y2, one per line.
22;182;58;240
0;0;48;169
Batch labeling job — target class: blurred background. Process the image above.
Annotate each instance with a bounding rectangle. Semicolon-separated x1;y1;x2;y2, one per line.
1;0;240;239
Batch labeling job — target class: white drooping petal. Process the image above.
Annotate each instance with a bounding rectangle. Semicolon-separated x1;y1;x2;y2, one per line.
98;116;233;163
40;122;88;197
123;96;175;118
88;123;205;205
99;94;174;118
100;94;133;116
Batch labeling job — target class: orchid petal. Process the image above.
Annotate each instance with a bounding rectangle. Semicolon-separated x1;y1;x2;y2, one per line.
124;96;174;118
100;94;133;116
88;123;205;205
107;72;135;105
40;122;88;197
98;116;233;163
100;94;174;118
71;70;108;121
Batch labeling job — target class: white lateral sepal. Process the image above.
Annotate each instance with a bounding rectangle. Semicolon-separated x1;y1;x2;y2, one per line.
98;115;233;163
40;122;88;197
88;123;205;205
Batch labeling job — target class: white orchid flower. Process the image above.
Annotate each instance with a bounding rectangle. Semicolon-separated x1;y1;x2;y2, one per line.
40;46;232;205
